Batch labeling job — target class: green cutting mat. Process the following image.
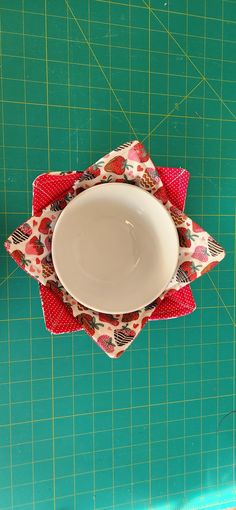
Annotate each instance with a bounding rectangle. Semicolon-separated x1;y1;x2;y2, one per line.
0;0;236;509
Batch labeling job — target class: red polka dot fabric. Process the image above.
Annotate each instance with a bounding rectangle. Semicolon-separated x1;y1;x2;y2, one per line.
32;167;196;334
33;172;83;214
151;285;195;320
156;166;189;211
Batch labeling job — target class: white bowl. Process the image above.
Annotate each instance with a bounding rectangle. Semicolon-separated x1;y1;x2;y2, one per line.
52;183;179;314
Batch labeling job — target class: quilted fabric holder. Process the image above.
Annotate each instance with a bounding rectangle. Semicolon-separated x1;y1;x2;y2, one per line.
5;141;225;358
33;166;196;335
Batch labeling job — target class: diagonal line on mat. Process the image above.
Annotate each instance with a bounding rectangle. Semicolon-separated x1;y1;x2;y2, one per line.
143;1;236;123
0;267;19;288
207;273;235;327
142;79;203;142
64;0;138;139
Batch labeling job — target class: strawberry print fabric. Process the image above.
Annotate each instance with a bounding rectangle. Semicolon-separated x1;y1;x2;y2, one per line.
33;166;195;333
5;141;225;358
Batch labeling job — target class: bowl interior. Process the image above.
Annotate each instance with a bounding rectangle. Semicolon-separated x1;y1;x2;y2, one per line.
52;183;179;314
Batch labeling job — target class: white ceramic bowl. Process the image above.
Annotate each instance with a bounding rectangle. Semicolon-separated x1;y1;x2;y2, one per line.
52;183;179;314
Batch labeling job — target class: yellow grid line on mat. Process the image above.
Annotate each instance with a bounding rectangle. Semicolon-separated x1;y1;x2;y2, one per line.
0;461;234;498
44;2;56;509
1;420;235;451
165;3;170;503
2;470;236;510
1;425;235;464
0;388;236;429
217;1;221;486
0;344;235;368
3;28;236;63
88;0;97;507
183;0;188;497
66;5;76;507
96;0;236;25
4;24;236;52
0;2;236;27
234;202;236;486
201;0;207;494
3;54;236;85
0;16;13;510
147;0;152;503
127;1;134;507
22;2;36;508
3;100;236;124
107;1;116;507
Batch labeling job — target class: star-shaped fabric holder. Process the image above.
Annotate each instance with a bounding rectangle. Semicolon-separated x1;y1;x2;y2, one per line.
5;141;225;358
33;165;196;334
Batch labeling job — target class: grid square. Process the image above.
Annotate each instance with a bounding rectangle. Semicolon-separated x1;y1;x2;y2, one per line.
2;56;25;81
24;13;45;36
2;32;23;56
24;34;46;58
3;78;25;102
2;9;23;32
